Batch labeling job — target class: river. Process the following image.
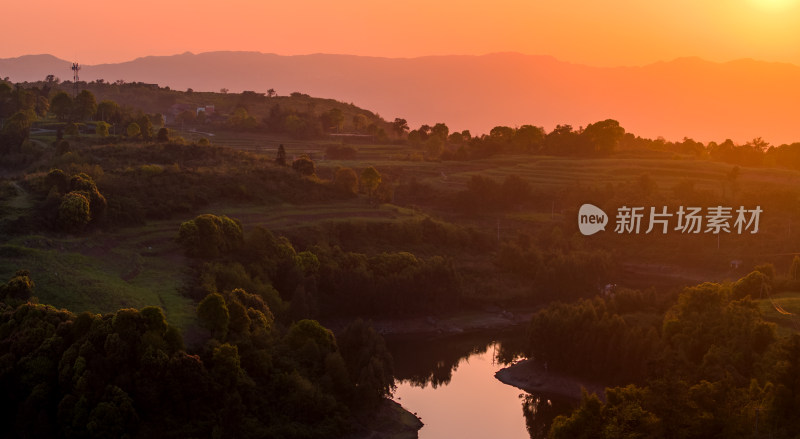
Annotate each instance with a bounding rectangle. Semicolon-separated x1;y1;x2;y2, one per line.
387;331;574;439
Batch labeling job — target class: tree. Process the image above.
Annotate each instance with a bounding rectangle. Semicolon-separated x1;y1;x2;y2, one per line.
352;114;368;132
322;108;344;133
96;100;121;123
513;125;545;152
361;166;382;203
137;115;154;140
292;155;316;177
549;390;605;439
337;319;395;406
0;269;35;303
501;175;532;206
431;122;449;141
175;110;195;127
406;130;421;146
0;111;31;151
582;119;625;155
197;293;230;339
58;192;91;231
448;132;464;144
333;167;359;196
34;95;49;117
50;91;72;121
69;173;107;222
275;144;287;166
489;125;514;143
0;83;14;118
228;107;257;130
392;118;409;137
545;124;585;155
177;214;243;259
286;319;337;375
96;121;110;137
72;90;97;121
156;127;169;142
425;136;444;159
126;122;141;138
284;114;308;137
267;88;276;98
46;169;69;193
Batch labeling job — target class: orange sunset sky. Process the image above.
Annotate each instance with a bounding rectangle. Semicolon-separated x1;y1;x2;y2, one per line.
3;0;800;67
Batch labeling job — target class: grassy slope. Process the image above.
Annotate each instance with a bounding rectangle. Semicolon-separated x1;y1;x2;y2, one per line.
0;221;197;330
7;128;800;332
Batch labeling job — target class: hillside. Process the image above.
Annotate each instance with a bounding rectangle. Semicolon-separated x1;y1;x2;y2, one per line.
2;52;800;144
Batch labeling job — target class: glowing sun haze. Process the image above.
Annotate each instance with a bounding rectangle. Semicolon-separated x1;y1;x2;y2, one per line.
2;0;800;66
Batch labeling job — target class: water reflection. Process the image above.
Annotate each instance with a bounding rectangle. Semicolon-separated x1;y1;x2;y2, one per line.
387;331;573;439
522;394;574;439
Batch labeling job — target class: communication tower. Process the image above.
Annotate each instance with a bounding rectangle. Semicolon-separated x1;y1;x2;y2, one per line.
71;63;81;97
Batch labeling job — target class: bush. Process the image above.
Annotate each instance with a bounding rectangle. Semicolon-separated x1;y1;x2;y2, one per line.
58;192;91;231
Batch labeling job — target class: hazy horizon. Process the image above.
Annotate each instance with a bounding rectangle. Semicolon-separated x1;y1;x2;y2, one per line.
4;0;800;143
5;50;800;70
3;0;800;66
4;50;800;145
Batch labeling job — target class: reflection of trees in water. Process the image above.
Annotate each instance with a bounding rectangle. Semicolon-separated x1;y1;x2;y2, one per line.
496;334;528;364
388;331;526;388
522;394;573;439
389;331;574;438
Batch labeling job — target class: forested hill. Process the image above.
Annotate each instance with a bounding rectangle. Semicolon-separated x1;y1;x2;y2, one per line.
3;75;392;141
2;51;800;143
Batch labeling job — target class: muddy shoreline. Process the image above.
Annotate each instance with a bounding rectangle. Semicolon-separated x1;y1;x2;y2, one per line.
344;399;423;439
494;358;606;402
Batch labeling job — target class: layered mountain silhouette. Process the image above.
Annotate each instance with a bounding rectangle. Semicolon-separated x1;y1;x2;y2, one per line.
2;51;799;144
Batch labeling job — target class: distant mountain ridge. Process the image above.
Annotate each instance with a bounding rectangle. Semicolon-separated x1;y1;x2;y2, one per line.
2;51;799;144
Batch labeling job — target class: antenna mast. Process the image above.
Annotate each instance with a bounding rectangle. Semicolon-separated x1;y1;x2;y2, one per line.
71;63;81;97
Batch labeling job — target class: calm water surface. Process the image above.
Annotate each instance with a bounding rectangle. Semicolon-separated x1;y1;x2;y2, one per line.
388;332;573;439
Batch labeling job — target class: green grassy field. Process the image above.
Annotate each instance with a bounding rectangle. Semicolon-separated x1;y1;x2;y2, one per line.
0;221;197;331
209;199;424;230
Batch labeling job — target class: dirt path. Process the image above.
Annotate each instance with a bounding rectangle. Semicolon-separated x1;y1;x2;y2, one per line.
3;181;34;221
7;181;32;210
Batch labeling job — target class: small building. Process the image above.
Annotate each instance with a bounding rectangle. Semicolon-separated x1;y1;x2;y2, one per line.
196;105;215;116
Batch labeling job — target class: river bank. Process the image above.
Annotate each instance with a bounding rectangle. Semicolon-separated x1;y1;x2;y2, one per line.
494;358;606;402
345;399;423;439
331;308;537;439
324;307;536;338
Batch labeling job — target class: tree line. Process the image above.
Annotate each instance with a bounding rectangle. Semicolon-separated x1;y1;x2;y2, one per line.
529;267;800;438
178;215;464;317
0;270;394;438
